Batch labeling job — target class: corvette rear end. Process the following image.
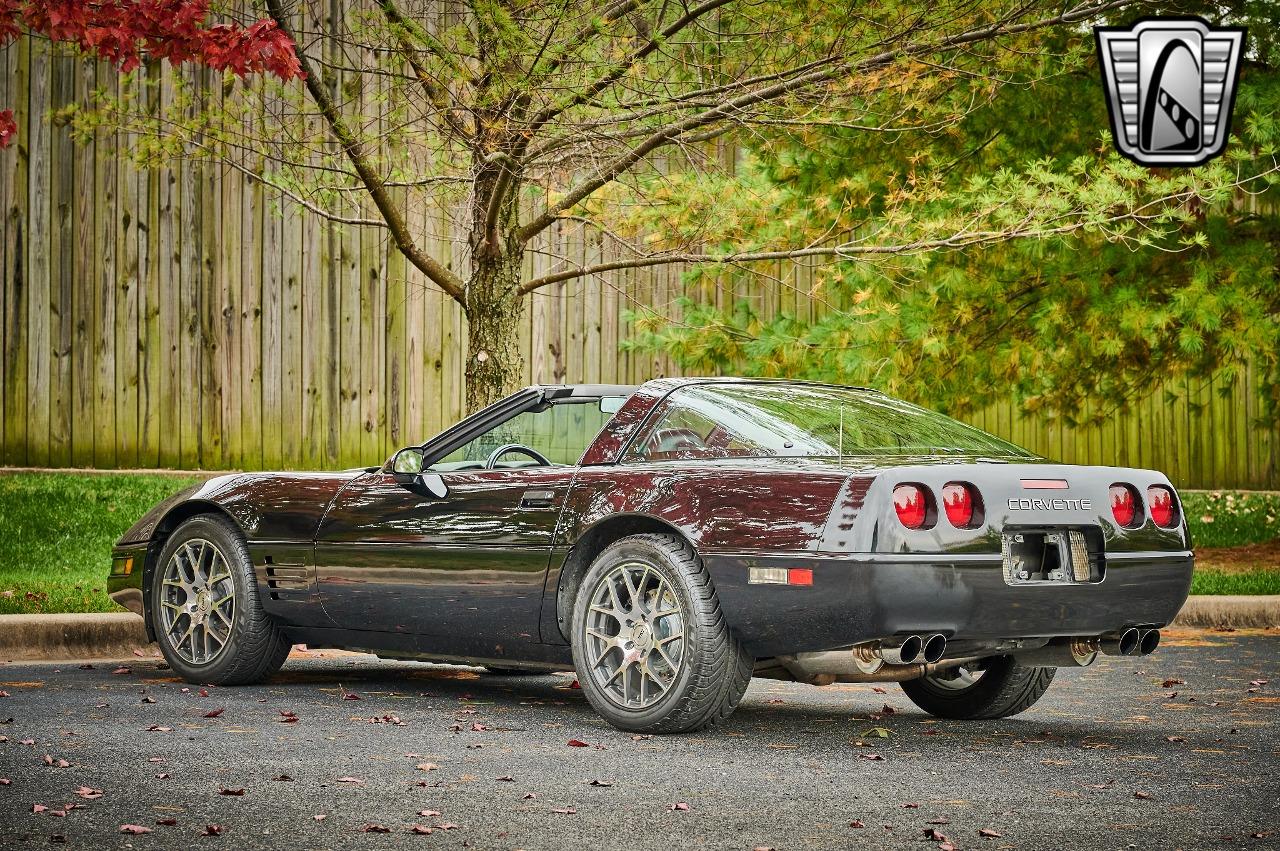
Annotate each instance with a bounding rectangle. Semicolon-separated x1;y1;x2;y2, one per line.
717;461;1192;700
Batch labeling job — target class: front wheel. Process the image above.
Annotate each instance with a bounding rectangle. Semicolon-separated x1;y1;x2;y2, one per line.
899;656;1055;720
570;534;751;734
150;514;291;685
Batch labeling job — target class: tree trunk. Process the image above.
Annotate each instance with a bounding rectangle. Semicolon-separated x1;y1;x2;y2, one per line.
464;245;526;412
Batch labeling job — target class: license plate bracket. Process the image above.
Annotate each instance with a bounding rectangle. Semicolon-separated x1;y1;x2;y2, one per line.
1002;528;1102;585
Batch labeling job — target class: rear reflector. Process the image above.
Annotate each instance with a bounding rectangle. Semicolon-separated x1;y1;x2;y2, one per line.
1021;479;1069;489
748;567;814;586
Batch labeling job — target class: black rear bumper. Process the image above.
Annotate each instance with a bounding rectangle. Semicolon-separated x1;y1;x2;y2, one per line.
704;550;1194;657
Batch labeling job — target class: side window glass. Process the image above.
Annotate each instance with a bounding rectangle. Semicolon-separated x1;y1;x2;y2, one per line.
431;400;621;470
628;399;767;462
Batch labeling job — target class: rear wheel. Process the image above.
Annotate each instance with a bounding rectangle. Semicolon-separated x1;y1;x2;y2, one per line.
899;656;1055;720
570;533;751;734
150;514;290;685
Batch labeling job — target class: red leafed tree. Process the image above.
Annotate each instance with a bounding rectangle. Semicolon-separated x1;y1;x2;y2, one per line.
0;0;301;146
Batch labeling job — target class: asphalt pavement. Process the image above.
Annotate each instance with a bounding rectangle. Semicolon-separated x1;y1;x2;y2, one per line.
1;629;1277;850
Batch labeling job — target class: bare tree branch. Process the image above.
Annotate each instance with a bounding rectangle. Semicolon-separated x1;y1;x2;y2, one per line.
266;0;468;304
517;0;1133;243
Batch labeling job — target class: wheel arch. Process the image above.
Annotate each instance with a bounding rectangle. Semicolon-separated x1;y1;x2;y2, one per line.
553;513;693;642
139;501;246;641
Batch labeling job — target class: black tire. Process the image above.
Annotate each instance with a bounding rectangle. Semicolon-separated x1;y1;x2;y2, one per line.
150;514;291;686
570;533;752;734
899;656;1055;720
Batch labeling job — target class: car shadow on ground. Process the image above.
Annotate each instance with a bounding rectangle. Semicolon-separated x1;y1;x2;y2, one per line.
256;656;1251;758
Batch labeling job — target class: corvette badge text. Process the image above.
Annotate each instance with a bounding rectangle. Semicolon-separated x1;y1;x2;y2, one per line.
1095;17;1245;167
1007;498;1093;512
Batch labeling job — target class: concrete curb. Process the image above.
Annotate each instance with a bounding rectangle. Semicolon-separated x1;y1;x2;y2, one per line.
1;597;1276;662
1171;595;1280;629
0;612;152;662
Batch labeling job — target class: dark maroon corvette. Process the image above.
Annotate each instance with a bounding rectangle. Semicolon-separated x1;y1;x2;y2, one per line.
110;379;1193;733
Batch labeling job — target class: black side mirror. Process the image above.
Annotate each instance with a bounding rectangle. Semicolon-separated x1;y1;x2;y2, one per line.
391;448;449;499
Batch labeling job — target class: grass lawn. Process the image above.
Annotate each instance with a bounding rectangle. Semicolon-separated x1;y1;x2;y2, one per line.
0;471;202;615
0;472;1276;615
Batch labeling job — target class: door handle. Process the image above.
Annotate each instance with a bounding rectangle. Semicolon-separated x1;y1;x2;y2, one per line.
520;489;556;509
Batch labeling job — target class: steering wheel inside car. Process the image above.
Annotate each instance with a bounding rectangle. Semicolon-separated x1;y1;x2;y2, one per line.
484;443;553;469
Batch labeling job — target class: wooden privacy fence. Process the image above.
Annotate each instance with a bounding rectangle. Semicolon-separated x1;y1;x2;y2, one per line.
1;38;1277;488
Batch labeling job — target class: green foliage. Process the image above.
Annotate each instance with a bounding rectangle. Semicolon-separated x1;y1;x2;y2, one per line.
622;4;1280;425
1182;490;1280;548
0;472;202;614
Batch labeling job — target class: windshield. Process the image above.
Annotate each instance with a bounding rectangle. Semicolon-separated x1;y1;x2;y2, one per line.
627;383;1033;462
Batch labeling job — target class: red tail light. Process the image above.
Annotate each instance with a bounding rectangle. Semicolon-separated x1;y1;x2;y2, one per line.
1109;484;1141;528
893;484;931;529
1147;486;1178;528
942;482;980;528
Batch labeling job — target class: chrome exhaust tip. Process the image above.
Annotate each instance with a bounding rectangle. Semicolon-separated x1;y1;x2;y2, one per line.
1100;627;1140;656
1137;628;1160;656
921;633;947;664
879;634;923;665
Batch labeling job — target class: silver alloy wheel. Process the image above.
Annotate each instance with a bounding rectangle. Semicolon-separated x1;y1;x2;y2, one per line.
159;538;236;666
927;664;986;690
582;560;686;710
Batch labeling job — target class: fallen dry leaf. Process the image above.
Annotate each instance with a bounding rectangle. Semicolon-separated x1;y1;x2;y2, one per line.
1134;791;1153;800
417;810;442;818
74;787;103;800
203;708;225;719
567;739;590;747
218;787;246;796
669;802;690;812
361;824;390;833
313;814;326;822
336;777;364;784
850;819;866;829
551;807;577;815
119;825;152;835
979;827;1003;838
409;825;434;834
111;667;131;676
201;824;223;836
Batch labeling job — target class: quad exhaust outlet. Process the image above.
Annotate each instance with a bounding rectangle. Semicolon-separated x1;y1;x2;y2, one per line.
875;633;947;666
